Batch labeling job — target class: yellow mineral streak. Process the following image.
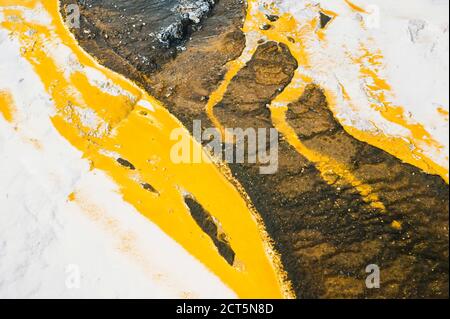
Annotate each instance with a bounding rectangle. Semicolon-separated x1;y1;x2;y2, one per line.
0;0;293;298
437;107;449;118
0;90;15;123
344;0;368;14
206;0;448;189
271;106;387;211
205;54;253;141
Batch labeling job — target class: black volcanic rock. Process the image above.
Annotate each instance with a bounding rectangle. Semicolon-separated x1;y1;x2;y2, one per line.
62;0;216;72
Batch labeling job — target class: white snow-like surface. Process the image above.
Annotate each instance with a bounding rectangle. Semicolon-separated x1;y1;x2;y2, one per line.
0;10;234;299
269;0;449;176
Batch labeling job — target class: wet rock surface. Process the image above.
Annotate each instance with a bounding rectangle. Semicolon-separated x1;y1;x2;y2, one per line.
185;196;236;266
62;0;449;298
61;0;217;73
